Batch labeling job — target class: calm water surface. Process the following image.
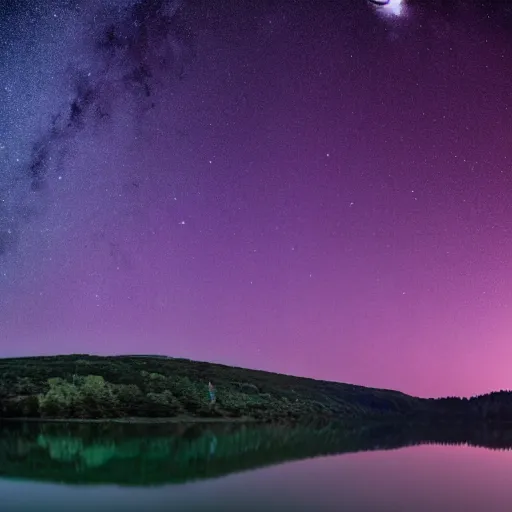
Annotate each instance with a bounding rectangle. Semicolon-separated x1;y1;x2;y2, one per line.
2;421;512;511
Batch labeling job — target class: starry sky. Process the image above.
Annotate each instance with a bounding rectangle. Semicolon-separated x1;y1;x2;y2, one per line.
1;0;511;398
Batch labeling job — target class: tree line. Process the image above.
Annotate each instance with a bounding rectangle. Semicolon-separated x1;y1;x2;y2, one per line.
1;355;510;423
0;355;421;423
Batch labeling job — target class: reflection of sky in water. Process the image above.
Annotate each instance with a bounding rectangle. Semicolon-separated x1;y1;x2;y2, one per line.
3;445;512;512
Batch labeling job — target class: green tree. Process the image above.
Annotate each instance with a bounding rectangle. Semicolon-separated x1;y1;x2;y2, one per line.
75;375;119;418
38;378;79;417
148;373;169;393
171;377;205;413
113;384;145;416
14;377;37;395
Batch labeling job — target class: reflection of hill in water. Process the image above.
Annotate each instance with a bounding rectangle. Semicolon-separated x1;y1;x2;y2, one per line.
1;420;512;486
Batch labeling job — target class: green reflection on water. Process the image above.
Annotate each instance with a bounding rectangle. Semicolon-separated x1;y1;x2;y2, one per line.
1;420;512;486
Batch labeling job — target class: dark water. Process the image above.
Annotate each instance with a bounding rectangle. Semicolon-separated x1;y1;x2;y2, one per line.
2;421;512;511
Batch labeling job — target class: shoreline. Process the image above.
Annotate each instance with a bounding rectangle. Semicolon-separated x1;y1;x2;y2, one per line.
3;416;260;425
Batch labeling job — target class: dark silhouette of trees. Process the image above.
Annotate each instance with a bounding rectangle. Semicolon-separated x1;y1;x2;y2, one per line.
0;355;422;422
0;355;511;423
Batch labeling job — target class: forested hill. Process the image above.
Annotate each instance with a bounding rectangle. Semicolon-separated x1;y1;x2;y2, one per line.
0;354;419;422
0;355;510;423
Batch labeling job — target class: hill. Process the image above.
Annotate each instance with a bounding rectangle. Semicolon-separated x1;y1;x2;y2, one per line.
0;354;510;423
0;354;421;423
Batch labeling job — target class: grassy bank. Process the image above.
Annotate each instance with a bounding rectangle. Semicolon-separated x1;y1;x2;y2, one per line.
5;415;258;424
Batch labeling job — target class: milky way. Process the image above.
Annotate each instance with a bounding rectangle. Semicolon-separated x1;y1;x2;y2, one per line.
1;0;193;257
1;0;512;398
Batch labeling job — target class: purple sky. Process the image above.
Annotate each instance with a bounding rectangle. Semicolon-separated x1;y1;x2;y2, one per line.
1;0;511;398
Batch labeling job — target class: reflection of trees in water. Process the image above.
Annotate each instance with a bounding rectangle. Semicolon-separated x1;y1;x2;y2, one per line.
0;421;367;485
37;434;120;468
2;420;512;485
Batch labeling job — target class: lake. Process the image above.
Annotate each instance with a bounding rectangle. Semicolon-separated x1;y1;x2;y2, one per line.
1;421;512;511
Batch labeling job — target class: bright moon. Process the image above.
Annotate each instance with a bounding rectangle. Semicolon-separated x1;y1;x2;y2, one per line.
385;0;403;16
369;0;404;17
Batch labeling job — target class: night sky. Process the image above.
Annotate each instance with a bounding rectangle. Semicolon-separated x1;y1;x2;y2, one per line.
1;0;511;398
